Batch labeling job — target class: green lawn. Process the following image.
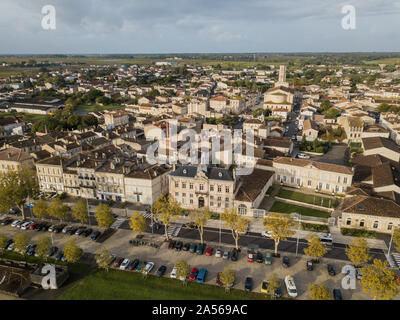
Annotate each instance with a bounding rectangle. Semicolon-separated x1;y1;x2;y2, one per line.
277;189;334;208
0;112;49;123
269;201;331;218
76;104;125;112
59;269;278;300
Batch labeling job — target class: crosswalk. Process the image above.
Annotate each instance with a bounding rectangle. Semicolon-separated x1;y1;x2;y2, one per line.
111;218;126;230
391;253;400;268
167;223;183;238
142;212;153;219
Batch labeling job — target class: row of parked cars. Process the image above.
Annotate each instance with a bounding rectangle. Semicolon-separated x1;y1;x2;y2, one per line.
0;217;102;241
167;240;240;261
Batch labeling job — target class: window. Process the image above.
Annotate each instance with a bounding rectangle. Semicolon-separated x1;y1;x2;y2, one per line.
225;203;229;208
190;199;193;204
359;220;364;227
190;193;193;198
291;177;295;183
217;196;221;201
182;193;186;197
346;218;351;226
373;221;378;229
217;202;221;208
210;202;214;207
218;185;222;192
308;180;312;186
200;184;204;191
225;186;229;193
388;222;393;231
175;181;179;187
175;192;179;196
238;204;247;215
225;197;229;202
337;176;341;183
210;185;214;192
326;184;330;190
210;195;214;200
182;183;186;189
344;177;348;184
182;198;186;204
189;183;193;189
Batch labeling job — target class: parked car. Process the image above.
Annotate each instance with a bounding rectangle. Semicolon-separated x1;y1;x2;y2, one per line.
27;244;37;256
244;277;253;292
175;241;183;251
91;231;101;240
66;227;78;235
189;267;199;281
261;280;282;297
48;225;57;232
54;224;67;233
170;267;177;279
1;218;13;225
265;252;272;265
261;230;273;238
297;153;310;159
284;275;298;298
205;247;213;256
82;228;93;237
128;259;139;270
327;264;336;276
4;239;13;250
55;251;64;261
182;243;190;251
231;249;238;261
256;252;263;263
9;207;20;215
189;243;197;253
113;257;124;268
168;240;176;249
216;272;234;287
333;289;343;300
197;244;205;255
136;261;145;272
144;262;155;274
282;256;290;268
120;258;130;270
20;221;32;230
356;268;362;280
215;249;222;258
48;246;58;257
196;268;207;284
156;265;167;277
11;220;22;227
75;227;87;235
306;260;313;271
29;223;37;230
223;250;230;260
62;226;71;233
7;242;14;251
247;252;254;262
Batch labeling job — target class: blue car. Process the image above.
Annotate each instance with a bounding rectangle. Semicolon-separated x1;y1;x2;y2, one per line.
55;251;64;261
189;243;197;253
196;244;205;255
196;268;207;283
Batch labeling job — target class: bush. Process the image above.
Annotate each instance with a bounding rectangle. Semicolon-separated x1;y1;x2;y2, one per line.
315;146;325;153
340;228;377;239
301;223;330;233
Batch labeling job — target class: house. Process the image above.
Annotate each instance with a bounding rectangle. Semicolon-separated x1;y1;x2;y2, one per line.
302;120;319;141
362;137;400;163
262;137;293;155
0;147;34;173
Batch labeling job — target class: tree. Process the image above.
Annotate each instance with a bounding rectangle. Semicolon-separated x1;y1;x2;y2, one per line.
152;194;183;240
360;258;399;300
221;208;250;250
174;260;190;284
14;233;29;255
63;239;83;263
95;203;115;228
0;166;39;220
392;228;400;252
0;233;7;252
129;211;147;233
307;282;332;300
36;235;52;259
32;199;49;219
72;199;89;223
265;273;280;298
48;198;70;221
263;213;295;255
304;234;327;262
220;267;236;293
95;246;112;271
345;238;371;267
192;208;211;244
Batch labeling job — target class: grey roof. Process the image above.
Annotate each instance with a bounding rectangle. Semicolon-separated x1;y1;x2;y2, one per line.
169;165;234;181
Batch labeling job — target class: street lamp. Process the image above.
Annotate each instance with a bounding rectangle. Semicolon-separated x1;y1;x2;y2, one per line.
291;212;301;258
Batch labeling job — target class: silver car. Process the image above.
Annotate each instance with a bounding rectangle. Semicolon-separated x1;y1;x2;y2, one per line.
215;249;222;258
223;250;230;259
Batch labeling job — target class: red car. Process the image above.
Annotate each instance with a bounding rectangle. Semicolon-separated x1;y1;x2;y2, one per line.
216;272;223;286
189;267;199;281
29;223;37;230
247;252;254;262
205;247;213;256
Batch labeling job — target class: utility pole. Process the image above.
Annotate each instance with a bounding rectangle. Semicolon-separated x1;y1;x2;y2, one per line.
295;213;301;257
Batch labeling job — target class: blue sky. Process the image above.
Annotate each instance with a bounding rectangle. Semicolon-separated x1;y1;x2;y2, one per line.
0;0;400;54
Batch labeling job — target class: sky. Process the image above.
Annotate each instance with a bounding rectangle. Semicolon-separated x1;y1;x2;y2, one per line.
0;0;400;54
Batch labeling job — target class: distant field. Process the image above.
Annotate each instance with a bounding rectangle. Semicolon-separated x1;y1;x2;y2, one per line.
59;268;278;300
0;111;49;122
363;58;400;65
76;104;125;113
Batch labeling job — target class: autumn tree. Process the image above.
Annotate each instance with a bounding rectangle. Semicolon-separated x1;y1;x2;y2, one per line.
307;282;333;300
220;267;236;293
36;235;52;259
265;273;280;298
392;228;400;252
95;203;115;228
221;208;250;250
175;260;190;284
345;238;371;267
129;211;147;233
0;166;39;220
63;239;83;263
152;194;183;240
0;233;7;252
32;199;49;219
263;213;295;255
304;234;327;262
95;246;112;271
72;199;89;223
14;233;29;255
360;258;399;300
48;198;70;221
192;208;211;244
